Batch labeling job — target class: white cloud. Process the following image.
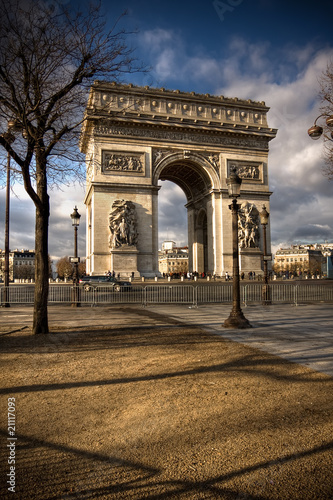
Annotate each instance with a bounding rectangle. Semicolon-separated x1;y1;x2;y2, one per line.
0;181;86;262
2;32;332;264
139;30;333;249
158;181;187;248
140;28;174;50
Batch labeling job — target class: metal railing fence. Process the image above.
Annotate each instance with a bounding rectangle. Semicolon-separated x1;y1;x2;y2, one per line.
1;283;333;307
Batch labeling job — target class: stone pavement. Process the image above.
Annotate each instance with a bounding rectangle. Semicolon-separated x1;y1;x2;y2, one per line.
151;303;333;377
1;303;332;377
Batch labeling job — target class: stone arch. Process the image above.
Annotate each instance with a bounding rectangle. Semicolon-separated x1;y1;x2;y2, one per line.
153;152;219;275
81;82;276;278
153;151;221;201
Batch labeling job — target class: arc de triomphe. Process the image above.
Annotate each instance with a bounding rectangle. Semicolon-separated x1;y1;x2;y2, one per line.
80;82;277;277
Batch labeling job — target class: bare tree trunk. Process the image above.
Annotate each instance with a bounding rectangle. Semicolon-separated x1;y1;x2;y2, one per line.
33;156;50;334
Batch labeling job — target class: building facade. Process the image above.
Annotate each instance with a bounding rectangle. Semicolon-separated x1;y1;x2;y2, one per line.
80;82;277;278
158;241;189;276
0;249;35;281
274;244;331;276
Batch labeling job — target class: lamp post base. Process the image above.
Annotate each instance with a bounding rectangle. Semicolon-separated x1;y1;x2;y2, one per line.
262;284;272;306
223;308;252;329
71;284;81;307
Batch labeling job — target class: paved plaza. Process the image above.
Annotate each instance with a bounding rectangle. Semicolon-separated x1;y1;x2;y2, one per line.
151;303;333;377
1;302;332;377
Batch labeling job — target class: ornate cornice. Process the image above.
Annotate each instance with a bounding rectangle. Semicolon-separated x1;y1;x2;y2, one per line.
80;82;277;153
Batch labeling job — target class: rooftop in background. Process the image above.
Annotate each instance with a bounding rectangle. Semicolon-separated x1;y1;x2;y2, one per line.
0;249;35;254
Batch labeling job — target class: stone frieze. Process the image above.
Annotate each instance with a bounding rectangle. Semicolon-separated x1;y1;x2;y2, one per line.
95;124;269;150
102;150;144;174
227;160;262;181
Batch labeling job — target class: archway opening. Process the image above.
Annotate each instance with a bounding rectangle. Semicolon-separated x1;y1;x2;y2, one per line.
157;159;214;275
158;180;188;249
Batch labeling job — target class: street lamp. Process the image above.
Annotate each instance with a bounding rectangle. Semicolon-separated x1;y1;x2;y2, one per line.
70;206;81;307
223;169;251;329
308;114;333;141
259;205;271;305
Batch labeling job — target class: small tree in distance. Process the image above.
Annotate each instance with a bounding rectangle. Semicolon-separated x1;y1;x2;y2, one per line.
78;259;87;277
56;256;86;280
0;0;144;333
56;257;73;280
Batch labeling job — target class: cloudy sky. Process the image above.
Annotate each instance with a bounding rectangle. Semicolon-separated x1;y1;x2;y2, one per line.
1;0;333;263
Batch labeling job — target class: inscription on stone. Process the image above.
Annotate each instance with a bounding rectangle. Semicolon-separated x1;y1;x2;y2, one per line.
96;125;268;151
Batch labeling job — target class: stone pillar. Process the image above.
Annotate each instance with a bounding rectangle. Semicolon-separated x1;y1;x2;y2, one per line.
110;246;139;277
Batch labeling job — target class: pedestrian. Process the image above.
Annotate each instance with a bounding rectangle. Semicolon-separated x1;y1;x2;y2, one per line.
225;272;229;281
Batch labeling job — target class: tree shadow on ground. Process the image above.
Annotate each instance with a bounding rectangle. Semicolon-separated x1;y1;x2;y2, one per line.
0;429;332;499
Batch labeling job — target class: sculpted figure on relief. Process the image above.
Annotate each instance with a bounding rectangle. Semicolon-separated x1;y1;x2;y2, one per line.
238;202;260;249
108;200;138;248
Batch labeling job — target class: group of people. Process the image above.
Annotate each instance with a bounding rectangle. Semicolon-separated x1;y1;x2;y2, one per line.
224;271;257;281
161;272;213;280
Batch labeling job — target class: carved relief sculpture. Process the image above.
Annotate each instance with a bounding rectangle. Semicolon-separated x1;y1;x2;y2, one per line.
109;200;138;248
238;202;260;249
229;162;261;180
206;154;220;171
103;151;143;173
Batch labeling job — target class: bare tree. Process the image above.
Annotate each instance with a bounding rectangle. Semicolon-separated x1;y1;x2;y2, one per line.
56;256;73;280
15;264;35;281
56;256;86;280
78;258;86;277
318;62;333;178
0;0;143;333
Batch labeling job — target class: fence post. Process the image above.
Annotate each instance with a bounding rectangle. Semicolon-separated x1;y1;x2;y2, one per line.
294;284;298;307
193;286;198;308
243;285;248;307
143;286;147;308
92;287;97;307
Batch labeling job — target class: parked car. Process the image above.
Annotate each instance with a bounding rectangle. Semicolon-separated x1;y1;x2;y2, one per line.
79;275;132;292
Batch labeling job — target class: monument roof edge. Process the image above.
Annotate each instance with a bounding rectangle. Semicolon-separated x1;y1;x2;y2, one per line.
91;80;270;110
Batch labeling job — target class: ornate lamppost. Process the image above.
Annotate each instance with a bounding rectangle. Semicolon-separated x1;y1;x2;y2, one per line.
259;205;271;305
307;114;333;141
223;169;251;329
70;206;81;307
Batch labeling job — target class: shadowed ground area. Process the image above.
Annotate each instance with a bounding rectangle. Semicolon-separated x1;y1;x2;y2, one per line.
0;306;332;499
